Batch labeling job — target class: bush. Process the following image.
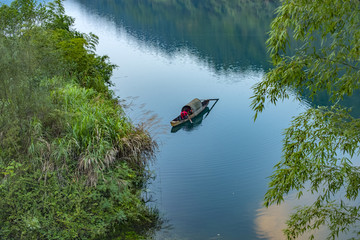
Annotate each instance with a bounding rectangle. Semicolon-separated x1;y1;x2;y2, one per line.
0;0;161;239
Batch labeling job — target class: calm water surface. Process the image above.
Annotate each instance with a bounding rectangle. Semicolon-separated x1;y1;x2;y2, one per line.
63;1;308;239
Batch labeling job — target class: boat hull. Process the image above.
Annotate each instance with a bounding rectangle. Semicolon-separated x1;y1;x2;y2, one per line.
170;99;210;127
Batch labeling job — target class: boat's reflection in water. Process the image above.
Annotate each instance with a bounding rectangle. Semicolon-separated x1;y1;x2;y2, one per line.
171;107;210;133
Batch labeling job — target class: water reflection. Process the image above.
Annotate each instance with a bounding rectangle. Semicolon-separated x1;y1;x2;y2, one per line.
300;89;360;118
255;193;327;240
254;190;360;240
63;1;360;239
64;1;310;239
73;0;278;74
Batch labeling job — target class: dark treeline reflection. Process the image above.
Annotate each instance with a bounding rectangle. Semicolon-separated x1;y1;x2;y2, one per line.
73;0;360;116
300;90;360;118
75;0;278;72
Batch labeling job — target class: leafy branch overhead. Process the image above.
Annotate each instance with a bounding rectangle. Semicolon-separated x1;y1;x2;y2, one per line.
251;0;360;239
251;0;360;119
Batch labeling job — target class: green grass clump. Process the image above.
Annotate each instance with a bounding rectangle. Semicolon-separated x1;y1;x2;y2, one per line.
0;0;161;238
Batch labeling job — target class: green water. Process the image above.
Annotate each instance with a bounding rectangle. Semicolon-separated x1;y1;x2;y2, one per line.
63;1;310;239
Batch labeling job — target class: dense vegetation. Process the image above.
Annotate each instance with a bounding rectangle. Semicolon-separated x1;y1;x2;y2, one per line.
251;0;360;239
0;0;161;239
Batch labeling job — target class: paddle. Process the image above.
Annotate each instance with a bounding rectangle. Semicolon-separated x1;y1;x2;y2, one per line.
204;98;219;119
188;114;193;123
185;108;193;123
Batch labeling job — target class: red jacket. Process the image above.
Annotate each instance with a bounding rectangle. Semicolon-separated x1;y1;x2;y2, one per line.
181;111;188;118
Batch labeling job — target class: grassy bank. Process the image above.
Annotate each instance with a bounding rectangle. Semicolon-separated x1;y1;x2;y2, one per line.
0;0;161;239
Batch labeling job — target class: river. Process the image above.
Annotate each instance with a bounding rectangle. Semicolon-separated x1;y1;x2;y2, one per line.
62;1;307;239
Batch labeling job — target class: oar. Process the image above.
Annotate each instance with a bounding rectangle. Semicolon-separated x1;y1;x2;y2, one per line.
188;112;193;123
204;98;219;118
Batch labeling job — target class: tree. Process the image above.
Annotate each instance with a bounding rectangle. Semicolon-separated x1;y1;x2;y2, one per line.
251;0;360;239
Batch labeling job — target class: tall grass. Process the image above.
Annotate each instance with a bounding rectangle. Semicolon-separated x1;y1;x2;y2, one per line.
47;84;156;185
0;0;161;238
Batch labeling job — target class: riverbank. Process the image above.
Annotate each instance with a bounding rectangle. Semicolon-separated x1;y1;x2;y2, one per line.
0;0;161;239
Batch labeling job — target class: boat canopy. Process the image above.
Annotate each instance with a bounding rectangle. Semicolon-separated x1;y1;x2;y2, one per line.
181;98;202;112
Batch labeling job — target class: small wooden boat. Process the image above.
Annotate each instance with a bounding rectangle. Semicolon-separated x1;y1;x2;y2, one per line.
170;98;217;127
171;107;210;133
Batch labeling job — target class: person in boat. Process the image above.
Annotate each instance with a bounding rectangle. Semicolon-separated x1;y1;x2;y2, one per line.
180;110;188;120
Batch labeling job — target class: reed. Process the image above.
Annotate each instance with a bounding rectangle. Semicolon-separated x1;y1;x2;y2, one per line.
25;84;158;186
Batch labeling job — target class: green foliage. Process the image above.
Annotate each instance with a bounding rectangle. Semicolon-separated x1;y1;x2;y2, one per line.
0;0;160;238
251;0;360;239
0;163;160;239
251;0;360;119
